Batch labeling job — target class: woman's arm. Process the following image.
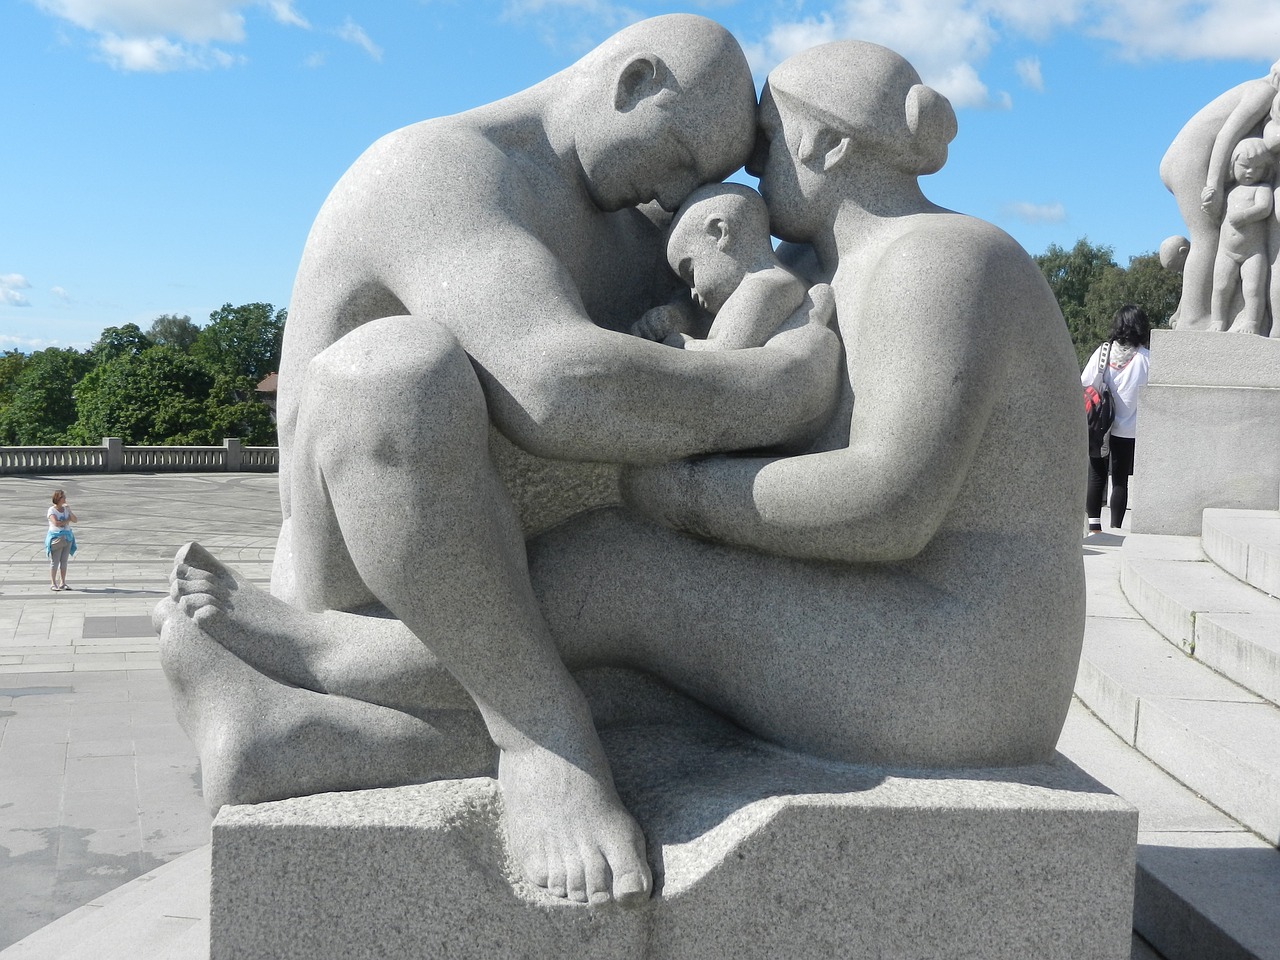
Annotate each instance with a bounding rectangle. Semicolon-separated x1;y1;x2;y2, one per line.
1202;81;1277;220
622;222;1037;564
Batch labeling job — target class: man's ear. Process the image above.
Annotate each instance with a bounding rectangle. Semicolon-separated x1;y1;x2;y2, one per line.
615;55;668;112
706;216;729;249
799;128;850;172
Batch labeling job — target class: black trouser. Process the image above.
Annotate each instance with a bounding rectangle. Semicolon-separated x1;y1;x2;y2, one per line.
1087;435;1136;529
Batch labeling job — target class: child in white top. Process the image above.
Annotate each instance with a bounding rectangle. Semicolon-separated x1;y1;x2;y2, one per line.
46;488;77;590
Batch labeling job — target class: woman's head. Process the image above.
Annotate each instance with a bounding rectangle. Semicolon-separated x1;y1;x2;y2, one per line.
51;489;65;505
764;40;956;177
1109;305;1151;348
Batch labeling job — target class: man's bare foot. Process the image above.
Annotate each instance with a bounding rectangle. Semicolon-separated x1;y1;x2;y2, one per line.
156;589;491;811
156;542;472;714
498;733;652;906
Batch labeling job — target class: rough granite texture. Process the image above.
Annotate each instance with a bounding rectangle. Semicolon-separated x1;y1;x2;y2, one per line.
212;727;1137;960
155;14;1110;942
1132;332;1280;534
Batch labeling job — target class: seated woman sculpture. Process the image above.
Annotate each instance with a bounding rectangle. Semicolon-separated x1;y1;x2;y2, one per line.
154;32;1085;911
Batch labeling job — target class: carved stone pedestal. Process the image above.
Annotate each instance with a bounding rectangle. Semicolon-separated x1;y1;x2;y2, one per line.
1133;330;1280;535
210;726;1136;960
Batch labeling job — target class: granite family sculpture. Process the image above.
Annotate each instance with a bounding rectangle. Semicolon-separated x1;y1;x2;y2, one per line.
154;15;1085;908
1162;56;1280;334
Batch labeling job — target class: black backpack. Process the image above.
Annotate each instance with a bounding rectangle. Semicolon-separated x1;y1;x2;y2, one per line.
1083;342;1114;458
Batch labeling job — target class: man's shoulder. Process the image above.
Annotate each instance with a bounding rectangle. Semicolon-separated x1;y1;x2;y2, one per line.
360;118;512;186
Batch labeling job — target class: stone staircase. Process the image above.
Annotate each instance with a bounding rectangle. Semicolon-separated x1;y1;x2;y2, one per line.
1068;506;1280;960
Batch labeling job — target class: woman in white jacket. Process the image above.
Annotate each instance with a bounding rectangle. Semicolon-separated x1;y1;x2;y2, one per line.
1082;305;1151;533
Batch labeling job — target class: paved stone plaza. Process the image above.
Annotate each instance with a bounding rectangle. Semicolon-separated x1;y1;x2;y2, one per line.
0;474;280;949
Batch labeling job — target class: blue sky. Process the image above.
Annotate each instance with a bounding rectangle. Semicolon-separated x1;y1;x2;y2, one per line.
3;1;1280;352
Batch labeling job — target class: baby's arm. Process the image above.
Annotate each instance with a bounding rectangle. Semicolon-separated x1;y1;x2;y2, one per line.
688;267;808;352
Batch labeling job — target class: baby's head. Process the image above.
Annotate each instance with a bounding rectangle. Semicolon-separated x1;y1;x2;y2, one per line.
1231;137;1273;185
667;183;774;314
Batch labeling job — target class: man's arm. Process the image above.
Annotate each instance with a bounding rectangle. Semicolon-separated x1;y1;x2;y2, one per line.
401;230;842;464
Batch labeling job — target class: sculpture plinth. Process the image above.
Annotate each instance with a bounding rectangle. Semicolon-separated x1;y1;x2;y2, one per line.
1133;330;1280;534
211;726;1136;960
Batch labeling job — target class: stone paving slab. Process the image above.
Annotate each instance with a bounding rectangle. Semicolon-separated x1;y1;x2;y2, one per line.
0;474;280;950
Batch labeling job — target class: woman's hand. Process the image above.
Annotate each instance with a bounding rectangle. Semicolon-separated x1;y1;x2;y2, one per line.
768;282;834;339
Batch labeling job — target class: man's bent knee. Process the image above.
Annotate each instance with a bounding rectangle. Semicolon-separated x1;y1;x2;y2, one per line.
303;315;490;460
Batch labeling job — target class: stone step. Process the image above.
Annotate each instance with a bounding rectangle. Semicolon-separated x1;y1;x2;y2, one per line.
1075;542;1280;849
1059;701;1280;960
1120;533;1280;706
1203;508;1280;599
1076;594;1280;845
0;846;209;960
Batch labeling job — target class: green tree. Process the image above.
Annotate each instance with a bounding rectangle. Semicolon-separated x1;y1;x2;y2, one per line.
70;346;215;445
0;349;28;422
193;302;286;384
146;313;201;351
90;323;152;364
1035;239;1181;364
1034;239;1117;364
1083;253;1182;334
206;373;277;445
0;348;92;444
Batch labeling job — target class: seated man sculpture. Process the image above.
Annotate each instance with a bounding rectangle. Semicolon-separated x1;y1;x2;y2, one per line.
155;19;1086;912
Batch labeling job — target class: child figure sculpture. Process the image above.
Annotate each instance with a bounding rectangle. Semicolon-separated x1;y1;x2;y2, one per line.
1210;138;1275;333
631;183;808;351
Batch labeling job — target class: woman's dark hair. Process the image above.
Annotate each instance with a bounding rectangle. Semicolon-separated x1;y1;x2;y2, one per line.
1108;305;1151;348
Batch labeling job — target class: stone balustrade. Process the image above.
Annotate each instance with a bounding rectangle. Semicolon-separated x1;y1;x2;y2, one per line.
0;437;278;474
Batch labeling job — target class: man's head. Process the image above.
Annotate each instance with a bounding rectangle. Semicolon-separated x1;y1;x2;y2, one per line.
666;182;773;313
571;15;756;212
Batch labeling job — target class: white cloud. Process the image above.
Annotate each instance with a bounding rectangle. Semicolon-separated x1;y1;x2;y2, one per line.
745;1;1017;108
51;286;72;303
1091;2;1280;60
35;0;247;43
1;274;32;307
304;50;326;68
1014;55;1043;91
336;19;382;61
0;333;69;350
741;0;1280;117
1004;201;1067;223
33;0;309;71
96;33;225;71
265;0;308;29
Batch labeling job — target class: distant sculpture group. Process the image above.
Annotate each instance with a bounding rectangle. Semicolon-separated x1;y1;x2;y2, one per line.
1162;58;1280;334
155;16;1086;909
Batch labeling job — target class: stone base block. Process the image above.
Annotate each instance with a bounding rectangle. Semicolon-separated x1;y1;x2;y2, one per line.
211;727;1136;960
1132;331;1280;535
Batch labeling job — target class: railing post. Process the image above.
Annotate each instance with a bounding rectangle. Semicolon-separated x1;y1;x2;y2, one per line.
102;437;123;473
224;438;242;472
